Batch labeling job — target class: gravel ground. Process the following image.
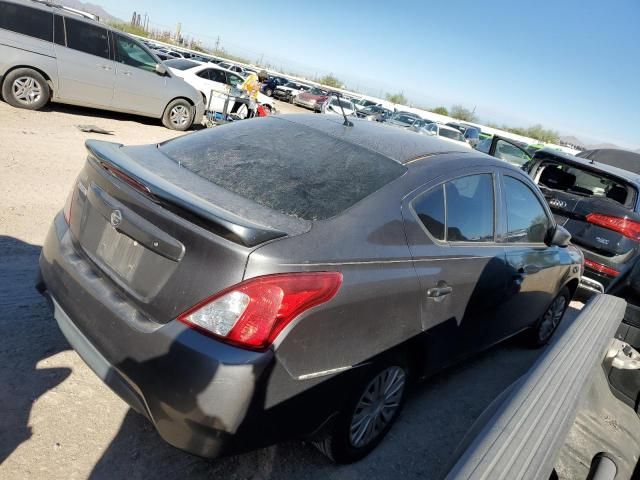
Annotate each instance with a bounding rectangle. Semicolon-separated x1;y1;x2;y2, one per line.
0;99;582;479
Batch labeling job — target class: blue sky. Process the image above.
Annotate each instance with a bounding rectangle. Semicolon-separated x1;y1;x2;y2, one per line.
102;0;639;148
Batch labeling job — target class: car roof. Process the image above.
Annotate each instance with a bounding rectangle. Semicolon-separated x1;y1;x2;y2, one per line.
274;115;474;164
438;124;461;133
534;149;640;185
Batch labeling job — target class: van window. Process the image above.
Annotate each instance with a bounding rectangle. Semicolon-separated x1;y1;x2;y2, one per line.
65;17;109;59
53;15;65;46
0;2;53;42
115;34;156;72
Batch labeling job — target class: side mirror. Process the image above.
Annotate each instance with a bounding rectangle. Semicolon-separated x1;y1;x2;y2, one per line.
155;63;167;76
546;224;571;247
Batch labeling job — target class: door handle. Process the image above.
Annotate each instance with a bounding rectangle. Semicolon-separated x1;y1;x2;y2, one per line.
517;264;541;275
427;284;453;301
97;64;112;71
121;71;132;76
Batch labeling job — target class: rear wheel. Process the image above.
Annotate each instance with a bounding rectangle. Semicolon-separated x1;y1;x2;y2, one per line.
2;68;50;110
530;287;570;347
162;99;194;131
264;87;273;97
314;359;408;463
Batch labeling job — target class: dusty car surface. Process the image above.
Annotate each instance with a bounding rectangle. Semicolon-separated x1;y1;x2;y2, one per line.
37;114;582;463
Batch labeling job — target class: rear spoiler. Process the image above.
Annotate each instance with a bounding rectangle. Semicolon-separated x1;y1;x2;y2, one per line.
86;140;291;247
445;294;627;480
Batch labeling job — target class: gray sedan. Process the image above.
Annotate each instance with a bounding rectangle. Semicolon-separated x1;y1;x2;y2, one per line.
37;115;582;463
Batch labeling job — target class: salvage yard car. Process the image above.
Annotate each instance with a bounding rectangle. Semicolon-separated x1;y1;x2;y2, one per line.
420;123;472;149
524;148;640;303
38;114;582;463
0;0;204;130
165;60;275;116
293;86;330;111
272;81;311;103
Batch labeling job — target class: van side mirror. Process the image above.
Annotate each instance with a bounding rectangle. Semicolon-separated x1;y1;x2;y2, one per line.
155;63;167;76
546;225;571;247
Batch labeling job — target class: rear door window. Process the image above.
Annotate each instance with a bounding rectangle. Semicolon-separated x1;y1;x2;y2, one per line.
446;174;495;242
159;118;407;220
65;17;109;59
504;176;550;243
413;185;445;240
0;2;53;41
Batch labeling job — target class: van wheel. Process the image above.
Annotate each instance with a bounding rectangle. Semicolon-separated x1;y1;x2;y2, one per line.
529;287;570;347
2;68;50;110
313;359;408;463
162;99;194;131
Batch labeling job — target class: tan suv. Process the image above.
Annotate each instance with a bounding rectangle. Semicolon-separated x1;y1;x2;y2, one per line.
0;0;204;130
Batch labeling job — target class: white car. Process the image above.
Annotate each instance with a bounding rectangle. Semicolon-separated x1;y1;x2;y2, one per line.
352;98;381;112
421;123;472;148
272;82;312;103
217;62;247;75
320;97;357;117
165;60;274;117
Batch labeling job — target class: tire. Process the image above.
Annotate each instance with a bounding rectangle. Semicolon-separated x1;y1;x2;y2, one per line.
313;358;409;463
264;88;273;97
289;95;294;104
2;68;50;110
161;98;194;131
529;287;570;347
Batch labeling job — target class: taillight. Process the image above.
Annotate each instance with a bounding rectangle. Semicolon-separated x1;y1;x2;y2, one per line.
63;186;75;225
586;213;640;241
177;272;343;350
584;258;619;277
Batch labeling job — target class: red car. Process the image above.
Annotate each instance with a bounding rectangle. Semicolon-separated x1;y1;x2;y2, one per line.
293;87;330;111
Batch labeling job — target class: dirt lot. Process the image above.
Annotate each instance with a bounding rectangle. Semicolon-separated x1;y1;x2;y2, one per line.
0;99;581;479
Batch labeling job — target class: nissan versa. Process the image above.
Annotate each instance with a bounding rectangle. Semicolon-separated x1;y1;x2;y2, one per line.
37;115;582;463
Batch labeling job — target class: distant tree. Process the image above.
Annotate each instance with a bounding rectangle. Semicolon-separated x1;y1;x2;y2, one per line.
386;92;407;105
431;106;449;116
319;74;342;88
449;105;477;122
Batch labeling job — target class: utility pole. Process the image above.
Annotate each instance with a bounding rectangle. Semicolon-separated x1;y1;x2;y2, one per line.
214;36;220;52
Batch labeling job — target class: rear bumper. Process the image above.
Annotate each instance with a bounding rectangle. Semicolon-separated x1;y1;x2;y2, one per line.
38;214;341;457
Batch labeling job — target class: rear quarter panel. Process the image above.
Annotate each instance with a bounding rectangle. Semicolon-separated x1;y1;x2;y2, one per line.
244;171;424;385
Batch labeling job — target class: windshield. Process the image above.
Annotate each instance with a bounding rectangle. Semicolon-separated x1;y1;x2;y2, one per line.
309;88;326;95
164;59;199;70
439;129;465;141
331;99;353;109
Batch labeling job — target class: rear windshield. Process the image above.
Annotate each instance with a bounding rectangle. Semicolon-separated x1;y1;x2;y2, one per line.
164;59;199;70
537;161;636;208
159;118;407;220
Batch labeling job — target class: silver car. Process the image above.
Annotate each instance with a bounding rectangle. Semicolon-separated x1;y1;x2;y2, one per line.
0;0;204;130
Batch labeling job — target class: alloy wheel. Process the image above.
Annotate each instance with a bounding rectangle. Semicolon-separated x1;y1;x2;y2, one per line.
349;366;406;448
12;76;43;105
538;295;567;343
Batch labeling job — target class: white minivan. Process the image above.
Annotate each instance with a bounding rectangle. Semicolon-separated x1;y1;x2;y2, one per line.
0;0;204;130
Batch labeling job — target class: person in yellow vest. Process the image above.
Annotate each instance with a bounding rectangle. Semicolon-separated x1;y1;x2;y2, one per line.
239;70;268;117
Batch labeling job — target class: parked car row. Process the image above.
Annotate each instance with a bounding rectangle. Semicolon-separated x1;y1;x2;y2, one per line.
164;59;275;116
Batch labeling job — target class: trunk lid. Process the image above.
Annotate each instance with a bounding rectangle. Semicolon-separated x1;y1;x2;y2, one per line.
67;140;309;324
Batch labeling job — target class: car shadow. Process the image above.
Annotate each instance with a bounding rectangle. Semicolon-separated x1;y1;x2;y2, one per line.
33;102;206;131
0;236;71;464
86;305;581;480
